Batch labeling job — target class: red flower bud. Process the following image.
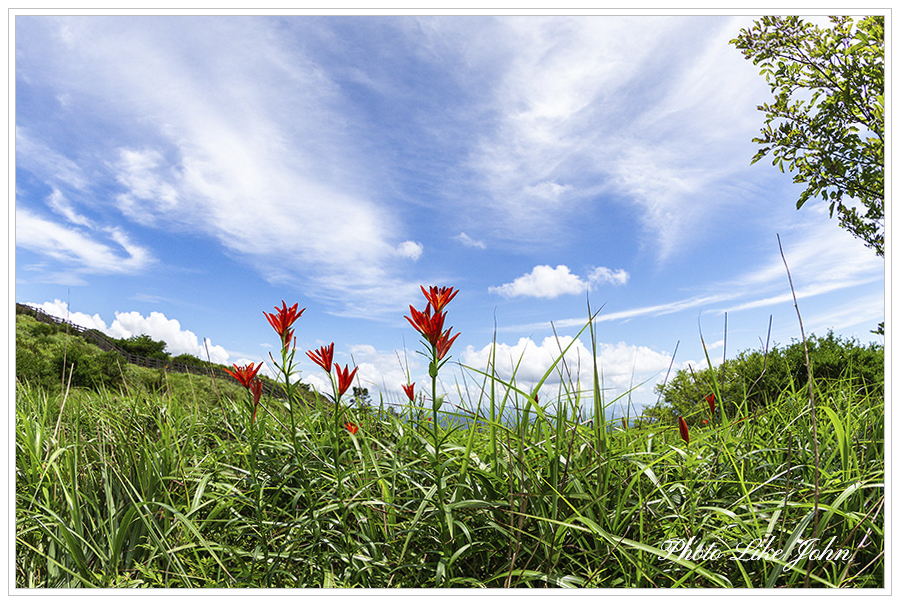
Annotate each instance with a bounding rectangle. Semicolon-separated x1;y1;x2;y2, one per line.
706;394;716;415
678;416;690;445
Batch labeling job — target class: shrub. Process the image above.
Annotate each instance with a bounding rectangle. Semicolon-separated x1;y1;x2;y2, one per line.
15;348;54;390
171;353;207;369
649;331;884;424
114;334;170;361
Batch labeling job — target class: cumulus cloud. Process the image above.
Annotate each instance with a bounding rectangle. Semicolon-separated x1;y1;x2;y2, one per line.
347;343;417;396
298;343;416;401
106;310;226;361
489;264;628;299
300;372;331;395
26;300;230;364
395;240;424;260
26;299;108;332
460;335;675;409
113;312;229;365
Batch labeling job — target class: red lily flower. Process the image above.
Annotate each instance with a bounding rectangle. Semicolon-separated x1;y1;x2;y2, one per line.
224;362;263;389
264;301;305;345
402;383;415;402
250;377;263;424
335;363;359;398
405;304;447;348
421;285;458;314
307;343;335;374
434;329;460;361
345;422;359;435
706;394;716;415
678;416;690;445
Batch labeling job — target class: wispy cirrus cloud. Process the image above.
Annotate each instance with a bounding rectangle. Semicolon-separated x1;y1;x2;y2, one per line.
437;16;767;260
15;127;89;191
17;16;426;317
454;232;486;249
16;208;153;278
46;188;93;228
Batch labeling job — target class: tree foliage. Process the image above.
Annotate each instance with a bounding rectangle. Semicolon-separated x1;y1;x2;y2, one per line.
647;331;884;425
731;16;884;257
114;333;170;360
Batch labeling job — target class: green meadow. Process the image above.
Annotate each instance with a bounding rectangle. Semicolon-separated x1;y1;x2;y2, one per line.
14;299;884;589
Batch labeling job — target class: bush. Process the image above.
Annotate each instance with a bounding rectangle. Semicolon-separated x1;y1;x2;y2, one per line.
171;353;207;369
49;340;123;391
15;348;54;390
115;334;170;361
648;331;884;425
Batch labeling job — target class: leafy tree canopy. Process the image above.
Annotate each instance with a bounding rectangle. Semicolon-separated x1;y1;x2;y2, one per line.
731;16;884;257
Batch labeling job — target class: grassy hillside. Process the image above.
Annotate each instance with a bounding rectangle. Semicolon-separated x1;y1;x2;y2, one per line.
14;310;884;589
14;310;311;406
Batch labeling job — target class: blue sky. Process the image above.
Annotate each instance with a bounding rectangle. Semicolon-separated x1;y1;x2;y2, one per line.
13;14;885;416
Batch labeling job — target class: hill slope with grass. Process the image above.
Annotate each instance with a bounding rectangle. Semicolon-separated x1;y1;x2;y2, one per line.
14;304;885;588
14;304;314;404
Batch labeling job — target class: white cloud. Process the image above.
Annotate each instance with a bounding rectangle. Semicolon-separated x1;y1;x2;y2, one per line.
395;240;424;260
519;208;884;333
588;266;629;286
454;232;486;249
489;264;628;299
22;300;232;365
347;343;419;397
16;127;89;191
451;16;770;259
460;335;675;410
114;148;181;224
26;299;108;332
490;265;586;298
300;372;331;395
739;215;883;292
802;292;884;336
524;181;571;200
106;310;229;362
15;208;153;275
296;343;417;402
461;18;684;233
47;188;92;227
201;340;231;365
20;17;428;318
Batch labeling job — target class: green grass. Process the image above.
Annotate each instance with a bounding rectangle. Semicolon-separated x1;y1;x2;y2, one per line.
14;316;884;588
